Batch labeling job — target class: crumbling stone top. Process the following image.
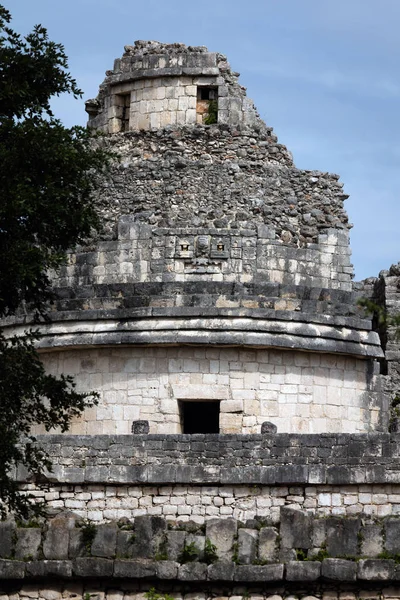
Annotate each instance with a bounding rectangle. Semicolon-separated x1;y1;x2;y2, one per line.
122;40;212;56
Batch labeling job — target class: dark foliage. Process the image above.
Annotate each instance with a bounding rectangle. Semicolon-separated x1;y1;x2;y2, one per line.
0;5;109;518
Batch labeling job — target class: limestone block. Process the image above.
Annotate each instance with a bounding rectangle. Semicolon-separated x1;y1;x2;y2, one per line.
131;515;166;559
238;528;258;564
168;98;178;111
166;530;186;561
206;518;237;561
357;559;395;581
321;558;357;581
149;113;160;129
280;507;312;549
221;400;243;413
26;560;72;578
220;413;243;434
258;527;278;562
0;521;15;558
361;523;384;556
43;514;76;560
286;561;321;581
186;109;197;123
326;517;360;557
172;384;228;400
385;519;400;553
234;564;284;581
155;560;179;579
91;524;117;558
178;562;207;580
114;560;156;578
72;557;114;577
207;560;235;581
15;528;41;560
0;559;25;579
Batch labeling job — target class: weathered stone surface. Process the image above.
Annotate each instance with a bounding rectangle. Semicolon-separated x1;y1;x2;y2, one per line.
238;528;258;565
321;558;357;581
234;564;284;582
258;527;279;563
206;519;237;561
285;561;321;581
116;530;135;559
91;524;118;558
155;560;178;579
26;560;72;578
0;559;25;579
15;528;41;561
207;561;235;581
385;519;400;554
361;523;384;557
113;560;156;578
72;557;114;577
43;512;76;560
326;517;360;557
131;515;166;559
357;559;395;581
0;521;15;558
43;528;69;560
166;530;186;561
280;508;312;549
178;562;207;580
68;529;85;559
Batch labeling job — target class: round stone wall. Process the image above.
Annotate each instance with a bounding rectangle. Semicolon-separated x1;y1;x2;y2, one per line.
37;346;380;435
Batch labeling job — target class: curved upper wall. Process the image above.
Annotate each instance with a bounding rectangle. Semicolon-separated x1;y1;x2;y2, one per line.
85;40;265;133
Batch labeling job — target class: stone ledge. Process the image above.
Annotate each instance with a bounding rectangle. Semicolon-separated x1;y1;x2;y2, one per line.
3;558;400;583
20;433;398;485
4;317;380;358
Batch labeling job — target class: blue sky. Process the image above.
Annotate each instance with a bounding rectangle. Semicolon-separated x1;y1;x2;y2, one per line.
7;0;400;280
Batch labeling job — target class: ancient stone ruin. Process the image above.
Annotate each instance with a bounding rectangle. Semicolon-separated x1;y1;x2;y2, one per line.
2;40;400;600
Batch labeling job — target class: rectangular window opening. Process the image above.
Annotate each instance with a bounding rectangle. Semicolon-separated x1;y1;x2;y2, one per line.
115;93;130;132
179;400;220;434
196;87;218;124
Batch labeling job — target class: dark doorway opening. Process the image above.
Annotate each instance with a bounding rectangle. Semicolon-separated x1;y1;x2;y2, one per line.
180;401;220;434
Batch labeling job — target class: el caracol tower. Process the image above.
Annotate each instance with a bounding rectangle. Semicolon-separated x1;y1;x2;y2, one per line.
3;41;400;600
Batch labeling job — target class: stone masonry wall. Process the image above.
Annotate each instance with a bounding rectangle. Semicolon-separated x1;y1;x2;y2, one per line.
36;347;382;435
86;41;262;133
17;482;400;523
3;512;400;599
2;586;400;600
52;223;353;292
91;127;350;249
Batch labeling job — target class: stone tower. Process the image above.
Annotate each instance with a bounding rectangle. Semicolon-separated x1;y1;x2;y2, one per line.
3;42;400;600
26;41;384;436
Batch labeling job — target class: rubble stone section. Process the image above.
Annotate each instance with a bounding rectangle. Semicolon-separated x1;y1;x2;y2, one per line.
85;41;263;132
35;347;382;435
88;128;350;247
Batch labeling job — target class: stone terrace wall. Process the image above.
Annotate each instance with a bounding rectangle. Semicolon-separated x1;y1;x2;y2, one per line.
4;511;400;579
3;512;400;598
